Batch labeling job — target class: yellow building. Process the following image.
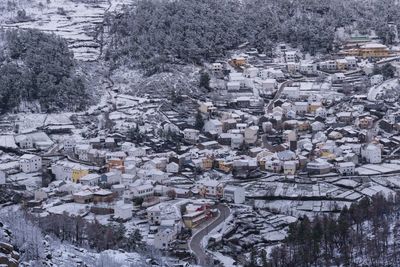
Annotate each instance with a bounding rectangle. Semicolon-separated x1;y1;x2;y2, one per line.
359;43;390;58
218;161;233;173
201;157;214;171
309;102;322;113
72;169;89;183
336;59;348;70
231;57;246;67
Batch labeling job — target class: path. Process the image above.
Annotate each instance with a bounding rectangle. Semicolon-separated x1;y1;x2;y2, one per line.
189;204;230;266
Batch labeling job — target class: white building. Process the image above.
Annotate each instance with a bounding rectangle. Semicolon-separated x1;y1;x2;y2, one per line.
244;67;259;78
282;87;300;99
63;138;76;153
154;228;175;250
337;162;355;175
231;134;244;149
16;135;33;149
223;185;245;204
19;154;42;173
363;144;382;164
129;183;154;198
283;161;297;175
183;129;200;143
199;102;217;114
114;201;133;220
127;147;147;157
332;73;345;83
285;51;297;63
166;162;179;174
74;144;91;161
80;173;100;186
244;126;259;144
197;179;224;198
294;102;309;115
261;79;277;91
227;81;241;91
204;119;223;135
211;62;223;72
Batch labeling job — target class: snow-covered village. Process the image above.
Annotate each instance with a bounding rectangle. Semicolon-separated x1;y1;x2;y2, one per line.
2;0;400;267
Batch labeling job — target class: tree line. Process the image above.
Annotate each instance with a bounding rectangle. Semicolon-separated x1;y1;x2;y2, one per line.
246;194;400;267
0;29;89;113
37;213;143;252
107;0;400;74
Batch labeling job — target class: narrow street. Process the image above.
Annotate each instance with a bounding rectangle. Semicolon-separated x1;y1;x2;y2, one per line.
189;204;230;266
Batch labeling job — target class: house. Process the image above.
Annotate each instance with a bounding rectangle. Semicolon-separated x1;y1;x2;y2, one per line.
154;228;175;250
203;119;223;135
93;189;114;203
231;134;244;149
183;129;200;143
19;154;42;173
74;144;91;161
227;81;241;91
244;126;259;144
127;147;147;157
199;102;217;114
283;161;297;175
299;61;317;75
166;162;179;173
362;143;382;163
231;56;247;67
73;190;94;204
332;73;346;83
223;185;245;204
51;161;90;182
285;51;297;62
100;171;121;185
337;162;355;175
294;102;309;115
211;62;223;72
80;173;100;186
197;180;224;198
129;183;154;198
15;135;33;149
319;60;337;71
63;138;76;153
306;159;331;175
345;56;357;68
282;87;300;99
261;79;277;92
244;67;259;78
114;201;132;220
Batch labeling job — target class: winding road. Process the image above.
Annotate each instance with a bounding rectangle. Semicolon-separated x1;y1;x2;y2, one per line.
189;204;230;266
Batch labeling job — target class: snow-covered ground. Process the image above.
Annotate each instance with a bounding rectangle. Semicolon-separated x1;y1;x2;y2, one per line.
367;78;399;101
0;0;135;61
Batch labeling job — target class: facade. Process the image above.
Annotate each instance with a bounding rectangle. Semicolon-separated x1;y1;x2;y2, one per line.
19;154;42;173
337;162;355;175
223;185;245;204
183;129;200;143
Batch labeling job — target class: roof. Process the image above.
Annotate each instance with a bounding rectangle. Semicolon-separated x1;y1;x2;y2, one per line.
361;43;388;49
20;154;39;160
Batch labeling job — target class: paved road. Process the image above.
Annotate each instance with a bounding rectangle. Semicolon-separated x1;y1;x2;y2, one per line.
189;204;230;266
266;80;293;112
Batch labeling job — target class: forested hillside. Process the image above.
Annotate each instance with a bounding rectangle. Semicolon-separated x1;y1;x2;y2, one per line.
0;29;88;113
263;194;400;267
107;0;400;73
